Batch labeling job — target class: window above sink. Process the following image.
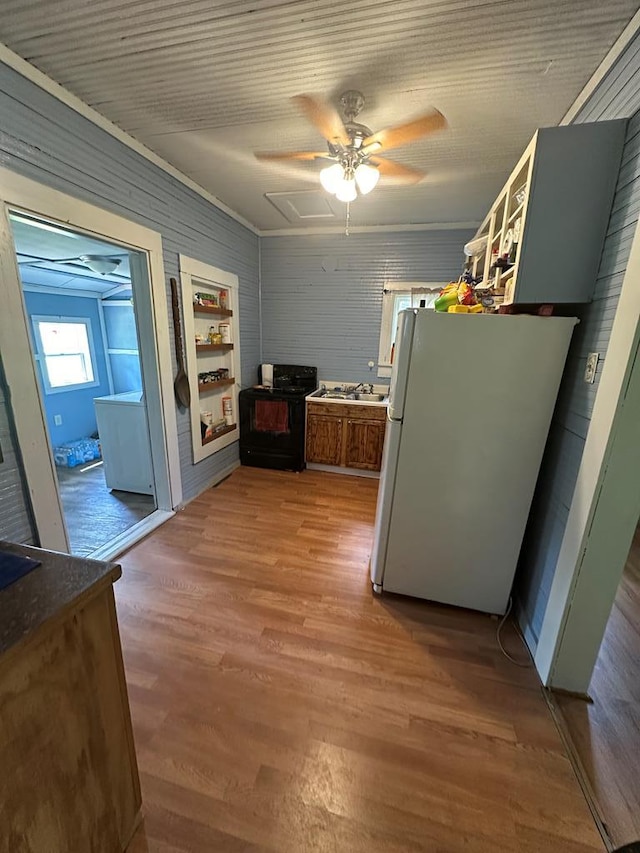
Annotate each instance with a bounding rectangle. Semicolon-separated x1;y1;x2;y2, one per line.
378;282;444;378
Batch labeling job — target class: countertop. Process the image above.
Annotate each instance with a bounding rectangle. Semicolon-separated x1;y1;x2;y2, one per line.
94;391;144;404
306;380;389;408
0;541;121;658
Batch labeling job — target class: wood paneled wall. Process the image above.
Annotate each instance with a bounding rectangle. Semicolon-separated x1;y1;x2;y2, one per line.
516;32;640;650
260;230;472;384
0;62;260;515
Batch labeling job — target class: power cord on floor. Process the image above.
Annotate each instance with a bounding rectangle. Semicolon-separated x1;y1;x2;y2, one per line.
496;597;532;667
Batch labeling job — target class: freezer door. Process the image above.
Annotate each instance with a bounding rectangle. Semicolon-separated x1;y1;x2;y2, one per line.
370;417;402;585
388;309;415;421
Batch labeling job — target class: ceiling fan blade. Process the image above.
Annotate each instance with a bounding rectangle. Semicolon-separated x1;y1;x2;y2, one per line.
255;151;331;162
291;94;350;147
17;254;84;263
370;157;426;184
363;109;447;153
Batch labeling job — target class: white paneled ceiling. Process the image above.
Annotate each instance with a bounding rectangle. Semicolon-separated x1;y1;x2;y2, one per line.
10;216;132;293
1;1;637;231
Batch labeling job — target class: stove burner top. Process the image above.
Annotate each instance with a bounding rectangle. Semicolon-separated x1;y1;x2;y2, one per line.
251;384;311;396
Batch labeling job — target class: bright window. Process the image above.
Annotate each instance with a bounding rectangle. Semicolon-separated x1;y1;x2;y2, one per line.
378;283;443;377
32;316;98;394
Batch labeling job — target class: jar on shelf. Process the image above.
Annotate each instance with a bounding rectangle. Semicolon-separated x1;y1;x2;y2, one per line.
222;396;233;426
218;322;231;344
219;290;228;309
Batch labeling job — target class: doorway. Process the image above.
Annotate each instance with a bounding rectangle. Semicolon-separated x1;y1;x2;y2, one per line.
0;167;180;557
554;525;640;848
9;212;157;556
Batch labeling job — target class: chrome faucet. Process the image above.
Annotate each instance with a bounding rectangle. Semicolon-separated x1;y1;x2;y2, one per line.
351;382;374;394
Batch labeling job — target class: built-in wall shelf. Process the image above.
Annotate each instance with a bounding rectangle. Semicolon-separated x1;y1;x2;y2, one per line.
179;254;241;464
195;343;233;353
198;378;235;394
193;306;233;317
202;423;236;445
466;121;626;306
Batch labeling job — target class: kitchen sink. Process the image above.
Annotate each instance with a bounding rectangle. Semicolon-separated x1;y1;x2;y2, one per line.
354;392;387;402
321;391;355;399
312;389;388;402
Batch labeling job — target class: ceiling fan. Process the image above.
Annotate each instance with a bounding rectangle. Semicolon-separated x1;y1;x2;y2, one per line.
256;90;448;202
17;253;127;276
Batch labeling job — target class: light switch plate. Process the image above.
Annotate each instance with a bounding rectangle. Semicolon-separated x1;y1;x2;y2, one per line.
54;414;62;426
584;352;599;384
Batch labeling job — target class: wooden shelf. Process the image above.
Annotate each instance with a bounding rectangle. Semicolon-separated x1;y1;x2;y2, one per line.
499;265;516;282
202;423;236;445
508;201;525;223
198;378;235;393
195;343;233;353
193;305;233;317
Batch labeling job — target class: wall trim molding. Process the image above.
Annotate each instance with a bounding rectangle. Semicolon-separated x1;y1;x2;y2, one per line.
0;42;259;236
560;9;640;125
22;283;101;299
260;222;480;238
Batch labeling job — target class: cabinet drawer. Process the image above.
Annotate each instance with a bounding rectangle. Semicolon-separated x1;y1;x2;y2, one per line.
307;401;386;421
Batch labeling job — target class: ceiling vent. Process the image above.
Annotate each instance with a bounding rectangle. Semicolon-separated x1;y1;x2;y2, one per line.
265;191;336;223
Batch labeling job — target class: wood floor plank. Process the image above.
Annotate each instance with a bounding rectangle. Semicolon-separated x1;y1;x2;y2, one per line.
118;467;603;851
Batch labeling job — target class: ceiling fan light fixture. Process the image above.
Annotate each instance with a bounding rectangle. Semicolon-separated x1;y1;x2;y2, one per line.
354;163;380;195
319;163;344;194
335;176;357;203
79;255;121;275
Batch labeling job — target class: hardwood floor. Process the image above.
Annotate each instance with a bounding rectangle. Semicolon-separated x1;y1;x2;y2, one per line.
57;462;155;556
556;525;640;849
118;467;603;852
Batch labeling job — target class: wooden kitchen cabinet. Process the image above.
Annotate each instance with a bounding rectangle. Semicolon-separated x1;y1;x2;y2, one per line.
345;419;386;470
306;414;343;465
0;542;141;853
306;401;386;472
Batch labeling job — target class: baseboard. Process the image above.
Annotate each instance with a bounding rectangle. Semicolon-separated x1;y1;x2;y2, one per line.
306;462;380;479
177;460;241;509
512;595;539;658
548;685;593;702
543;688;614;851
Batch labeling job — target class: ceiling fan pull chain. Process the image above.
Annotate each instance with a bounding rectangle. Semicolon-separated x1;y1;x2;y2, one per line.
345;202;351;237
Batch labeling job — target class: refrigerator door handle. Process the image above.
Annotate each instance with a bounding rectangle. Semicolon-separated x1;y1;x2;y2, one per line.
388;309;415;421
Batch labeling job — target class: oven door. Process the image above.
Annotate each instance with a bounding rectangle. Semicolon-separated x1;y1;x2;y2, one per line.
239;391;306;471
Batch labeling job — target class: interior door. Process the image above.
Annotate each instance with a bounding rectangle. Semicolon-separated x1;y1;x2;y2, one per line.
0;205;68;549
0;177;178;554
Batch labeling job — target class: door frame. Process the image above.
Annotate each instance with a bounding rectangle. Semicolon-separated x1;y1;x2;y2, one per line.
535;213;640;693
0;166;182;552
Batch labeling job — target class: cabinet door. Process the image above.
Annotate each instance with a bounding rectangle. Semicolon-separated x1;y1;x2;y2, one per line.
345;419;386;471
306;415;343;465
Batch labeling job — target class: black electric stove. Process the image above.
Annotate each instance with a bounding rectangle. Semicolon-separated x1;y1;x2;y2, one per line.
239;365;317;471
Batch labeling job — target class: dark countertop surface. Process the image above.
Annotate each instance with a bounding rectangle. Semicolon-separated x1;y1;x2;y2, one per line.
0;541;121;658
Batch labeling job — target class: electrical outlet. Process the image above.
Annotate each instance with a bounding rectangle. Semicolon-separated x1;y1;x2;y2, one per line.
584;352;599;384
54;415;62;426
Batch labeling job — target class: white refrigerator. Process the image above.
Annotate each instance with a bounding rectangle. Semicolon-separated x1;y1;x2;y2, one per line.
370;310;577;615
